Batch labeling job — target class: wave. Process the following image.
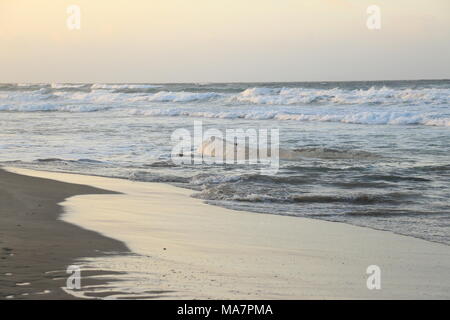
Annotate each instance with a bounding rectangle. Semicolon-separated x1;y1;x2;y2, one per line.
15;83;49;88
129;171;190;183
0;90;222;111
51;83;87;89
129;91;222;103
131;108;450;127
196;137;380;162
408;164;450;173
91;84;163;90
232;86;450;106
0;103;111;112
142;160;177;168
275;112;450;127
0;88;135;111
189;173;243;186
292;147;380;160
123;85;450;105
189;173;315;186
35;158;66;162
233;87;450;105
33;158;105;163
194;187;415;205
2;84;448;105
363;174;432;182
1;84;449;119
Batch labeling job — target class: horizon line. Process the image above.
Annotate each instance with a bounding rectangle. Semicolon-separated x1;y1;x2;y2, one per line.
1;78;450;85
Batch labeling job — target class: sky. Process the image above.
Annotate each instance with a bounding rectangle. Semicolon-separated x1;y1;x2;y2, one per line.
0;0;449;83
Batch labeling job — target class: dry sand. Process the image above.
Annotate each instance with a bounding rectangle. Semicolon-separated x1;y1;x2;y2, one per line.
2;167;450;299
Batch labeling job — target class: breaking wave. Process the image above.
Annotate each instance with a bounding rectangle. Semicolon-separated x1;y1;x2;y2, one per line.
128;91;222;103
51;83;87;89
1;83;449;126
193;187;415;205
0;103;111;112
91;84;163;90
1;83;448;109
232;86;449;106
130;108;450;127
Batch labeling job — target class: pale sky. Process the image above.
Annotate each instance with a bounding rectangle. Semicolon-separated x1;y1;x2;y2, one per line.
1;0;449;83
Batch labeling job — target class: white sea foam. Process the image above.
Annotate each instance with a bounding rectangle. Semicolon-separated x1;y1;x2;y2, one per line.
190;174;242;186
0;89;135;110
2;81;450;249
233;86;450;106
1;84;449;127
129;108;450;127
0;103;110;112
0;89;55;102
129;91;222;103
51;83;86;89
15;83;47;87
91;84;162;90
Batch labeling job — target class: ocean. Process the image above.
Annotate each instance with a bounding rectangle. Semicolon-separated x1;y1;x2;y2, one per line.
1;80;449;244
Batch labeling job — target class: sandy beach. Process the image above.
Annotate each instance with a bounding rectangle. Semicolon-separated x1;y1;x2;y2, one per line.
1;0;449;306
1;167;449;300
0;168;129;299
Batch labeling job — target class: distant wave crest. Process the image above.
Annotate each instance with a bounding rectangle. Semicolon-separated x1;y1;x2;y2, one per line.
1;84;449;127
130;108;450;127
232;86;449;106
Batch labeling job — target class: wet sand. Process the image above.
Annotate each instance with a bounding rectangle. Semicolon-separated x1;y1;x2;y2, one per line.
0;168;128;300
4;167;450;299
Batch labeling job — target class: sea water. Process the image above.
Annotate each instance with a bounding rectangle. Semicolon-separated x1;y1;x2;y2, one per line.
1;80;449;244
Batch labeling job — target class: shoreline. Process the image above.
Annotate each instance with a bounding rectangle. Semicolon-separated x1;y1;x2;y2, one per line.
2;167;450;299
0;168;129;300
5;165;449;247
